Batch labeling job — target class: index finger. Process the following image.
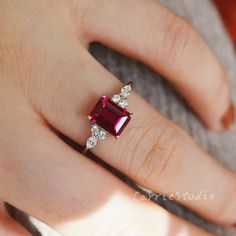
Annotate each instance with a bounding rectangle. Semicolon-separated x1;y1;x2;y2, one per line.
81;0;234;130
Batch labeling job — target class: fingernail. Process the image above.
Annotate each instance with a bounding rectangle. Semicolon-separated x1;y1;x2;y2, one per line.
229;224;236;232
221;102;235;130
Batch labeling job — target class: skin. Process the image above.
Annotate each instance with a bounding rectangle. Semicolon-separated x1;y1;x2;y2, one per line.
0;0;235;235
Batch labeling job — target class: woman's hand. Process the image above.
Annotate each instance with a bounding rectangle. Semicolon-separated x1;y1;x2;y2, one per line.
0;0;235;235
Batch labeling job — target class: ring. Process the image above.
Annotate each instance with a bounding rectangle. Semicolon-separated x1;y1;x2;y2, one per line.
83;82;133;154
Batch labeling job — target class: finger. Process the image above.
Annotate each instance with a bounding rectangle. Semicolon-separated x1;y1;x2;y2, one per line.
38;47;236;227
0;101;213;236
0;200;30;236
79;0;234;130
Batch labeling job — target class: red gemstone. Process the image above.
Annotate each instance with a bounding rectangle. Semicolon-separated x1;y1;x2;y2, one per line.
90;96;131;136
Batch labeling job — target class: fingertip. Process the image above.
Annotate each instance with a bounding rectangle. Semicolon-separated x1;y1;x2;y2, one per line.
221;102;235;130
207;101;235;131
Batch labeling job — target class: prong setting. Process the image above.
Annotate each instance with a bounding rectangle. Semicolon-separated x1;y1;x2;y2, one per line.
127;81;133;88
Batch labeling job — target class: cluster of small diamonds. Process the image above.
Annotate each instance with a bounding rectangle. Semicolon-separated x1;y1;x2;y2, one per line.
91;124;108;140
86;124;108;149
111;83;132;109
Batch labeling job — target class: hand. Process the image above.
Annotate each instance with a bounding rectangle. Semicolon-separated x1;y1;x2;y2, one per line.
0;0;235;235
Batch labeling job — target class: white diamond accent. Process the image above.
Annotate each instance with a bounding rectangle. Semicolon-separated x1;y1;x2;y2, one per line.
91;124;99;137
111;94;121;103
118;99;128;109
98;129;108;140
91;124;108;140
111;94;128;109
121;84;132;98
86;136;97;149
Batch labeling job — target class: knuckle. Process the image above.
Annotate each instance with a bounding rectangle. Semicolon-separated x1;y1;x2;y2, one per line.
125;119;185;186
160;13;193;64
77;0;105;37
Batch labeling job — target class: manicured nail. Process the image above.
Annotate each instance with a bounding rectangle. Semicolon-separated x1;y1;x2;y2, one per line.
221;102;235;130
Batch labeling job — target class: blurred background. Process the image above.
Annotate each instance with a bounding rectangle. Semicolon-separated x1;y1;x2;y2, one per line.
214;0;236;48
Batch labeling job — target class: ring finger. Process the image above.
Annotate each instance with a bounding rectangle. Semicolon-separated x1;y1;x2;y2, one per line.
34;43;236;228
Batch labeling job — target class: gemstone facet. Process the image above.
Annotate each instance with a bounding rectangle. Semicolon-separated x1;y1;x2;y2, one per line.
90;96;131;136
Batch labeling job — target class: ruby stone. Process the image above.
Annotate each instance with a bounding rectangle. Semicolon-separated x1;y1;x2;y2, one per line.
90;96;131;137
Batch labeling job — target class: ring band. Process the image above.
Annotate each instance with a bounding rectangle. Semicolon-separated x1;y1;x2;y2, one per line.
83;82;133;154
